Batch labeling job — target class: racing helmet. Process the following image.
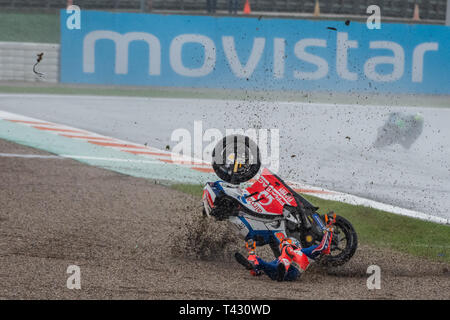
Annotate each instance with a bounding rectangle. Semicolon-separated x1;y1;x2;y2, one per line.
279;237;301;250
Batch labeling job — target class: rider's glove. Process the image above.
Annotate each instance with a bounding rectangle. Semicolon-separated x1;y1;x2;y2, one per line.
246;239;256;255
325;212;336;225
324;212;336;233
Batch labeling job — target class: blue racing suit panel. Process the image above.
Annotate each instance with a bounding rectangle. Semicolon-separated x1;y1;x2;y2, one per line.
254;257;301;281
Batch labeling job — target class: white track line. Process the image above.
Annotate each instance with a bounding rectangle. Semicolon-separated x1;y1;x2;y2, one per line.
61;155;160;164
286;180;450;225
0;153;63;159
0;153;160;164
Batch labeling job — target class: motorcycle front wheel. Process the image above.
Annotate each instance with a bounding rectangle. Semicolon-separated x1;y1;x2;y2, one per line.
319;215;358;267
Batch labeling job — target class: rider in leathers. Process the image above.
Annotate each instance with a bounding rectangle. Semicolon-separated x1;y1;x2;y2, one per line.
235;214;336;281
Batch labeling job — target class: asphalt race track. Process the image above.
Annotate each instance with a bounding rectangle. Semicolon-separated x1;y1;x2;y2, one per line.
0;94;449;221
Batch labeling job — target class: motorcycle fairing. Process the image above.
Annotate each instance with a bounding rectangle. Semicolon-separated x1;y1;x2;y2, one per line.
229;216;287;246
202;183;218;216
243;168;298;215
202;181;288;247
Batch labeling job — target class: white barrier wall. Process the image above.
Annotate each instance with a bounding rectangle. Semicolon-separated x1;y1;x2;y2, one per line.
0;42;60;83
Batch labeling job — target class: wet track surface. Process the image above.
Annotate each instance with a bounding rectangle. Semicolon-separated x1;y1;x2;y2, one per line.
0;94;449;220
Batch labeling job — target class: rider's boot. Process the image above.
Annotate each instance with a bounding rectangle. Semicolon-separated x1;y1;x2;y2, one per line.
246;239;261;276
234;239;261;276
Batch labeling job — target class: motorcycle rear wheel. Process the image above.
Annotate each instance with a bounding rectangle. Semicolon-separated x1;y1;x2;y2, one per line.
211;134;261;184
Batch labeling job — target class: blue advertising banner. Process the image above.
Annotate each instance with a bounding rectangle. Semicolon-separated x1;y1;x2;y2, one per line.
60;10;450;94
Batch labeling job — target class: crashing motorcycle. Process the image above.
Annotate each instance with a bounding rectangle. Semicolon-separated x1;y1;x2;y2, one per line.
373;112;424;149
202;135;358;266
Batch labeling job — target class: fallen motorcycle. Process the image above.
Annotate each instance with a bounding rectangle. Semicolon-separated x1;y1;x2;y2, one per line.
373;112;424;149
202;135;358;266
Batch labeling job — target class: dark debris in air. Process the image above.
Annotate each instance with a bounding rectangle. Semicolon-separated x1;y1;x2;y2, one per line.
33;52;45;77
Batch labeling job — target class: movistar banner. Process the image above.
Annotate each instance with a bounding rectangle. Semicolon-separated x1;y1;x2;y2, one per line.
60;10;450;94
